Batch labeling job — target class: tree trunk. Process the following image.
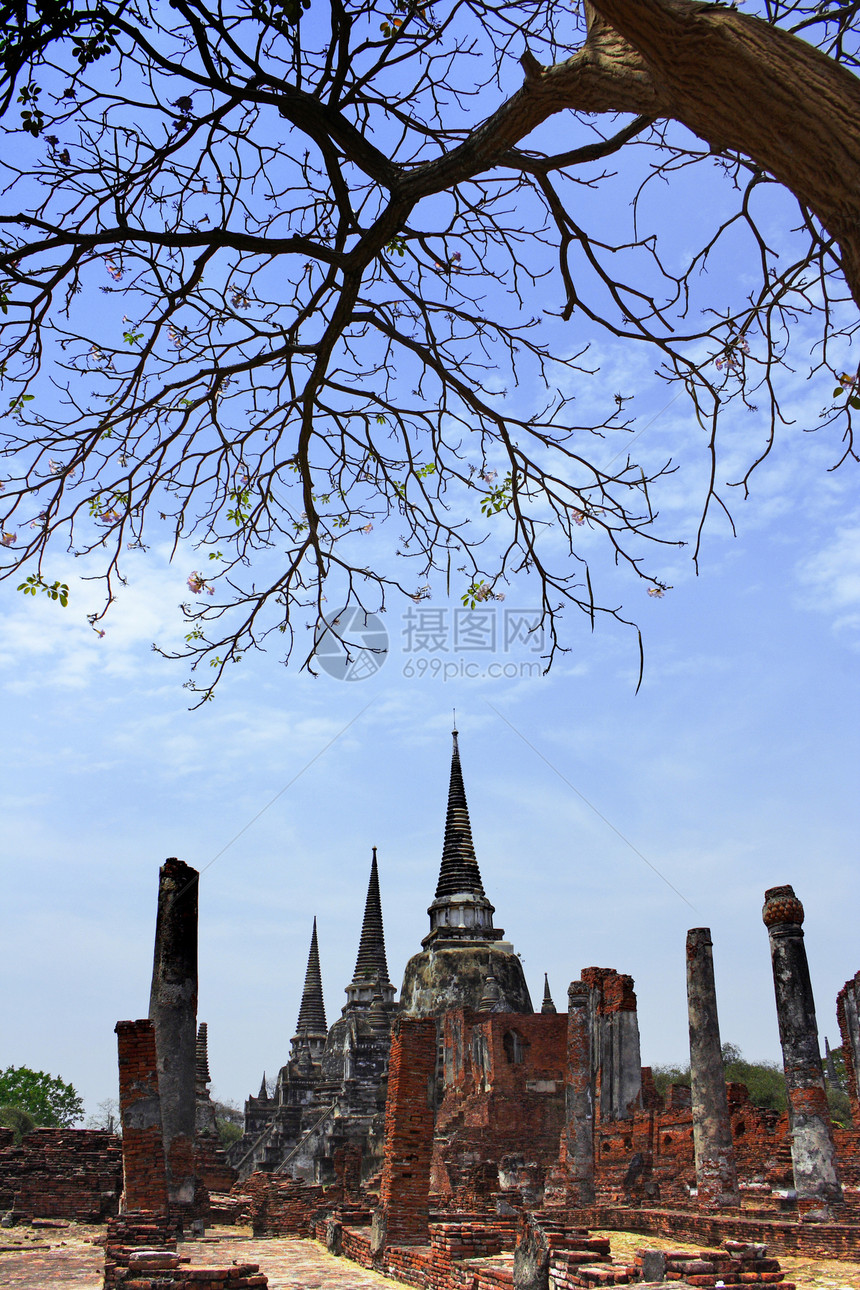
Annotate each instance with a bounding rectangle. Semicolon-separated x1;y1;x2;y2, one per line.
584;0;860;306
409;0;860;306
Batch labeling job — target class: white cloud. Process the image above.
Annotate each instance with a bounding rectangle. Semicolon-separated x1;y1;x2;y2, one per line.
796;522;860;643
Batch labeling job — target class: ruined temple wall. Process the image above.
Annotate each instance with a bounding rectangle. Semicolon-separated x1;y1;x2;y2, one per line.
581;967;642;1122
837;971;860;1130
0;1128;122;1221
434;1009;568;1203
591;1087;801;1205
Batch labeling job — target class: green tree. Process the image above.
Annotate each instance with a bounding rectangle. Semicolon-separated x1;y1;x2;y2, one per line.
0;1104;37;1144
826;1084;852;1128
0;0;859;698
723;1053;786;1114
0;1066;84;1128
212;1098;244;1150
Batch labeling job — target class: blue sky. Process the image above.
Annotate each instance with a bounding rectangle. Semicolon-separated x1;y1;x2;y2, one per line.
1;364;858;1117
0;11;858;1120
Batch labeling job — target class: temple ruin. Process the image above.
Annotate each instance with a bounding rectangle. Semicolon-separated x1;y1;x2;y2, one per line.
2;727;859;1290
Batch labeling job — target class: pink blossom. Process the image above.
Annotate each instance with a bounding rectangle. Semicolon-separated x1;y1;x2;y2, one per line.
187;571;214;595
361;523;373;533
1;531;16;546
105;258;123;282
647;586;665;598
571;509;586;526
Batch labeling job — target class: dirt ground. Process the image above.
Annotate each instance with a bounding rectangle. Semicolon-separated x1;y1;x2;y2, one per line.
1;1223;859;1290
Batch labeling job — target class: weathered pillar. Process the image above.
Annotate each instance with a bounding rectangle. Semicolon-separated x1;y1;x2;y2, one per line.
561;980;595;1205
149;857;199;1210
115;1019;168;1212
371;1015;437;1253
836;972;860;1129
686;928;740;1208
581;967;642;1120
762;885;842;1204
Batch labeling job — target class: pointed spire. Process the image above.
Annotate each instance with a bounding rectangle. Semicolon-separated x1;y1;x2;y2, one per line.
295;917;327;1036
436;729;486;898
345;850;396;1010
353;847;391;985
257;1071;268;1101
196;1021;211;1086
541;974;557;1014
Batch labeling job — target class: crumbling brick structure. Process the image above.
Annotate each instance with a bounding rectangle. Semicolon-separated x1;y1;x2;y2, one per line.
103;1210;268;1288
245;1171;326;1236
581;968;642;1122
837;970;860;1130
115;1018;169;1213
373;1015;437;1248
0;1127;122;1221
434;1006;567;1205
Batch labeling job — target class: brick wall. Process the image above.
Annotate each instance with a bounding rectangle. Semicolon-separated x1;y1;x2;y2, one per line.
115;1019;169;1213
0;1128;122;1220
244;1170;326;1236
195;1134;239;1194
435;1009;567;1205
378;1016;438;1245
837;972;860;1130
570;1206;860;1260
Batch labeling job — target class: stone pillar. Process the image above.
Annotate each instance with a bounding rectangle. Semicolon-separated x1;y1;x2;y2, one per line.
836;972;860;1129
561;980;595;1205
149;857;199;1210
115;1019;168;1212
762;885;842;1204
372;1016;437;1252
581;967;642;1121
686;928;739;1208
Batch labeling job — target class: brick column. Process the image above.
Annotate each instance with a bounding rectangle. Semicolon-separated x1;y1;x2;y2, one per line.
561;980;595;1205
762;885;842;1204
149;857;199;1210
686;928;739;1208
836;972;860;1130
372;1016;437;1251
115;1019;168;1212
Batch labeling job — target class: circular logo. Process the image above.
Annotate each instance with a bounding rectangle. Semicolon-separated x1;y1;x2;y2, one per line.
314;606;389;681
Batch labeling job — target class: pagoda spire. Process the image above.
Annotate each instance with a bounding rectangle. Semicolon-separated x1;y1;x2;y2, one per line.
196;1021;211;1088
344;849;396;1010
290;917;328;1064
354;847;390;984
422;728;501;949
541;974;557;1014
436;728;486;899
257;1071;268;1101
